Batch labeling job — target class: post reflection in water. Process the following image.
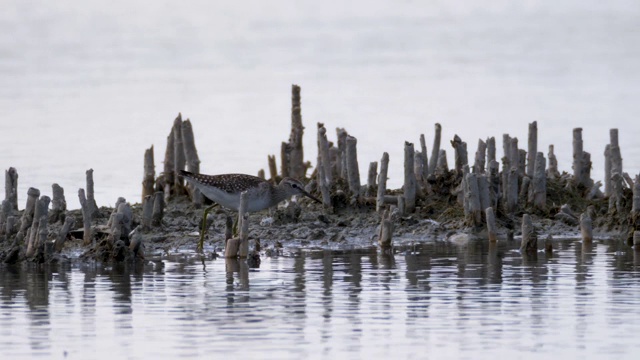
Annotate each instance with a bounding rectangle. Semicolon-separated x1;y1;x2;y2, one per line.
2;239;640;359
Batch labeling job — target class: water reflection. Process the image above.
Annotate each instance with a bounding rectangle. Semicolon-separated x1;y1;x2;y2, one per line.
2;239;640;359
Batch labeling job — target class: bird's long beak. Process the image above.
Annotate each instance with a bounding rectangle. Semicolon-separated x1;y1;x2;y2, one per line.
300;189;322;204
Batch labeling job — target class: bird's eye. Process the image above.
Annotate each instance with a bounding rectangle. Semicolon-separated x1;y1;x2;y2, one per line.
291;183;298;189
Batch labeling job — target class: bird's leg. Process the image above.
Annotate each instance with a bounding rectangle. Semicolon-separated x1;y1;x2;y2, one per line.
198;203;219;252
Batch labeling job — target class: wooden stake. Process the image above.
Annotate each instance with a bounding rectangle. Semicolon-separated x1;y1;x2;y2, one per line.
451;134;468;174
50;183;66;224
54;216;75;252
79;189;93;246
346;135;361;197
547;144;560;178
486;136;496;172
527;121;537;177
580;212;593;243
376;152;389;213
142;145;155;202
473;138;486;174
268;155;278;182
5;167;18;211
420;134;429;181
531;152;547;210
573;128;584;185
317;123;333;186
173;115;185;190
404;141;417;213
428;123;442;176
142;195;153;230
520;214;537;254
367;161;378;197
86;169;98;217
378;209;393;249
151;191;164;227
289;85;305;180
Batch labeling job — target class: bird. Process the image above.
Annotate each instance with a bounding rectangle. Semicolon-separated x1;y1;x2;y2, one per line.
178;170;321;251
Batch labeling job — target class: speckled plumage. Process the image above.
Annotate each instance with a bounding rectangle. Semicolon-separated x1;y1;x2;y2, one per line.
179;170;321;212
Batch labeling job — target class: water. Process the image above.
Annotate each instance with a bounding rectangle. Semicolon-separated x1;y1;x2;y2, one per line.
1;0;640;207
1;240;639;359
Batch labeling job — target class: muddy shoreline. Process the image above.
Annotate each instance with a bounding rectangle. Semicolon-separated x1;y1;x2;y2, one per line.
0;170;634;265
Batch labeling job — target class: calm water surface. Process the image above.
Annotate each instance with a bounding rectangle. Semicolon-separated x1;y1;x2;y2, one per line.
2;239;640;359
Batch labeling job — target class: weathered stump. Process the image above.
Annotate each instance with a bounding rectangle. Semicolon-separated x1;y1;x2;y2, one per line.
346;135;361;197
520;214;537;254
428;123;442;176
5;167;18;211
376;152;389;213
142;145;155;202
404;142;417;213
378;209;393;249
527;121;537;177
50;183;66;223
288;85;305;180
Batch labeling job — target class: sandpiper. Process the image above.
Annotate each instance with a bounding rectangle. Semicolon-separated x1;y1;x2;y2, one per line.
179;170;321;251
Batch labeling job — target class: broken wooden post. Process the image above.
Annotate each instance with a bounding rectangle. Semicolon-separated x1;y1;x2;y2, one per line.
506;168;519;214
604;144;612;197
50;183;66;224
520;214;537;254
527;121;537;178
428;123;442;176
547;145;560;179
634;231;640;248
78;189;93;246
376;152;389;213
5;167;18;212
26;196;50;257
346;135;361;197
531;152;547;210
518;149;527;178
609;173;623;214
142;145;155;202
502;134;512;165
0;200;10;235
280;142;290;178
173;114;186;192
142;195;153;230
572;128;585;185
316;156;332;208
317;123;332;186
580;212;593;243
367;161;378;197
419;134;429;181
451;135;468;174
486;137;496;172
336;128;348;179
378;209;393;249
85;169;99;217
17;187;40;242
289;84;305;180
509;137;520;176
151;191;164;227
478;174;490;213
464;172;482;227
54;217;75;252
404;141;417;213
117;201;133;241
488;160;500;209
268;155;278;182
396;196;406;217
414;152;424;193
436;149;448;175
486;207;497;242
163;122;176;201
519;176;530;204
473;139;486;174
182;119;203;205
